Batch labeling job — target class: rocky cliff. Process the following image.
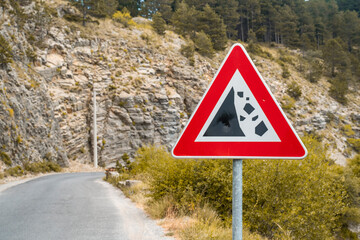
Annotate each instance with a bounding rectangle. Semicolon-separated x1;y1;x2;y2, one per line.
0;0;358;169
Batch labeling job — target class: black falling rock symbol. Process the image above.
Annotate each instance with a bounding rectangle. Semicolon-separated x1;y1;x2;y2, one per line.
255;121;268;136
252;115;258;121
244;103;255;115
240;115;246;121
204;88;245;136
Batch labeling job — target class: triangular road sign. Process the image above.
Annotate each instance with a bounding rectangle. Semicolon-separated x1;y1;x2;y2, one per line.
172;44;307;159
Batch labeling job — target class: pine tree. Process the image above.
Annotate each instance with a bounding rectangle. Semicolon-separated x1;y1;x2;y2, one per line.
184;0;215;10
336;0;360;15
329;73;349;104
213;0;239;39
277;5;299;47
152;12;166;35
171;1;198;37
238;0;261;42
307;58;323;83
90;0;118;18
322;38;349;77
140;0;173;21
70;0;118;25
340;11;360;52
118;0;141;17
194;31;214;58
197;4;227;50
297;2;316;49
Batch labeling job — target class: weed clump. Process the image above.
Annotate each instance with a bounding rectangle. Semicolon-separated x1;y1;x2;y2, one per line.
1;161;61;179
194;31;214;58
4;166;24;177
24;161;62;174
112;8;135;28
281;65;291;78
248;43;273;60
348;139;360;152
281;95;296;112
180;41;195;66
343;124;355;137
0;35;13;66
286;81;302;100
152;12;166;35
0;151;12;166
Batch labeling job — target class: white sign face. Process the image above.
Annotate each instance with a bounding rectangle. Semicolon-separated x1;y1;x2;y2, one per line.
196;70;280;142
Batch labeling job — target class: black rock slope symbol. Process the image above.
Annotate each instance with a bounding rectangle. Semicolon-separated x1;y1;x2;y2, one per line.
204;88;245;136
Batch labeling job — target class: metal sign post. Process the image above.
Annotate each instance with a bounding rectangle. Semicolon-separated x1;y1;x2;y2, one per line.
233;159;243;240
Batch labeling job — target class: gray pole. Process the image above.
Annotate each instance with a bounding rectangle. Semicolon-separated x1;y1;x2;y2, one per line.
233;159;243;240
93;89;98;168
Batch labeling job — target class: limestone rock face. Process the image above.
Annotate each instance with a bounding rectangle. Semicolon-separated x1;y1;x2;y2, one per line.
0;66;68;167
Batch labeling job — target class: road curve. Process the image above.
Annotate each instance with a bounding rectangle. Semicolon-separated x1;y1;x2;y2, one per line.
0;172;173;240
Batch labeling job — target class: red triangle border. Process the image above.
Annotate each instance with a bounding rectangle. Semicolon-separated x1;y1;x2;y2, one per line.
172;44;307;159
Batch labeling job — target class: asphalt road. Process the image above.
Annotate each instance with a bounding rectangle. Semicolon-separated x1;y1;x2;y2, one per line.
0;172;173;240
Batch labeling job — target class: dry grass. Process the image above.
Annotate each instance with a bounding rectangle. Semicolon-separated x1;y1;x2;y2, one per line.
63;160;104;173
112;177;268;240
121;181;150;209
0;160;103;184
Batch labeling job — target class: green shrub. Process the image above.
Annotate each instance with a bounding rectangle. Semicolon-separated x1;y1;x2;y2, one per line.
329;76;348;104
180;41;195;66
115;160;124;173
24;161;62;174
248;43;273;60
286;81;302;100
0;35;13;66
278;50;294;65
180;41;195;59
348;139;360;152
131;145;232;219
63;13;83;23
0;151;12;166
106;175;120;186
152;12;166;35
122;153;129;161
5;166;24;177
243;134;351;239
348;155;360;178
282;65;291;78
194;31;214;58
0;0;7;8
9;0;26;29
112;8;135;27
8;108;14;118
281;95;296;112
307;58;322;83
343;124;355;137
130;135;356;239
16;135;22;144
343;154;360;239
26;47;37;62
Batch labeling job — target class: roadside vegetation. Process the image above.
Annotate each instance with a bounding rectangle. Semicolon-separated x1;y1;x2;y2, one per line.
0;161;62;179
106;135;360;239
